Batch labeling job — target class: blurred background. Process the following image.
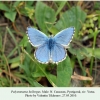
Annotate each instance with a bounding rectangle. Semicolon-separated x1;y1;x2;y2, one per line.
0;1;100;87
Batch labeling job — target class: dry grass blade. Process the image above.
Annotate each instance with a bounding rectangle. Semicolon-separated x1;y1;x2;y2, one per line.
71;72;93;81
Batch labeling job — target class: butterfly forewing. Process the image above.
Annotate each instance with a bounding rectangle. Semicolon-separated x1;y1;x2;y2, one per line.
27;27;48;47
53;27;75;47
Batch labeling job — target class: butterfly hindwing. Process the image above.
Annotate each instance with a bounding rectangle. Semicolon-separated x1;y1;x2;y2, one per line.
51;43;66;63
35;43;50;63
27;27;48;47
53;27;74;46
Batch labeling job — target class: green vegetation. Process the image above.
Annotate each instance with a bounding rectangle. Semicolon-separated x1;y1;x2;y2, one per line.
0;1;100;87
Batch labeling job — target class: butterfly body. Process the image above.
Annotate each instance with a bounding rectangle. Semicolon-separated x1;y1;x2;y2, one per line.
27;27;75;64
47;37;55;50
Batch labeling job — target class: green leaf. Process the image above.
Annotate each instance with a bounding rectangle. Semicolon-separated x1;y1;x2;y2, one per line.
25;6;34;19
47;25;59;34
25;1;34;6
47;73;57;86
8;56;21;68
55;6;87;39
57;56;72;87
0;2;9;11
0;77;10;86
0;35;2;49
4;11;17;22
68;43;91;60
55;1;66;16
94;2;100;10
86;48;100;59
13;1;21;7
32;65;45;78
32;72;45;77
19;35;28;47
35;1;56;34
33;81;43;87
20;64;31;77
19;2;34;19
24;77;40;87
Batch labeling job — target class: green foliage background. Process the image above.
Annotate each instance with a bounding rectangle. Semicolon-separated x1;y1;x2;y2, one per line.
0;1;100;87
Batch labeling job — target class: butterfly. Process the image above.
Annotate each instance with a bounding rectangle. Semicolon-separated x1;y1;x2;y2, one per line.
27;27;75;64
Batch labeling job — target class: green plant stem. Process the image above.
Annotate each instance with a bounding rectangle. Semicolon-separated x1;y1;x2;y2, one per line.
66;1;71;9
55;1;66;16
77;57;86;76
90;29;99;74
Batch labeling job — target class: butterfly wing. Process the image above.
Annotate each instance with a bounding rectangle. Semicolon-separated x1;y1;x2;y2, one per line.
27;27;74;64
27;27;48;47
35;43;50;63
51;43;66;63
53;27;75;47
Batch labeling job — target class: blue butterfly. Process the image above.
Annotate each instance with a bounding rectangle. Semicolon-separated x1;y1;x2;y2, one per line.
27;27;75;64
